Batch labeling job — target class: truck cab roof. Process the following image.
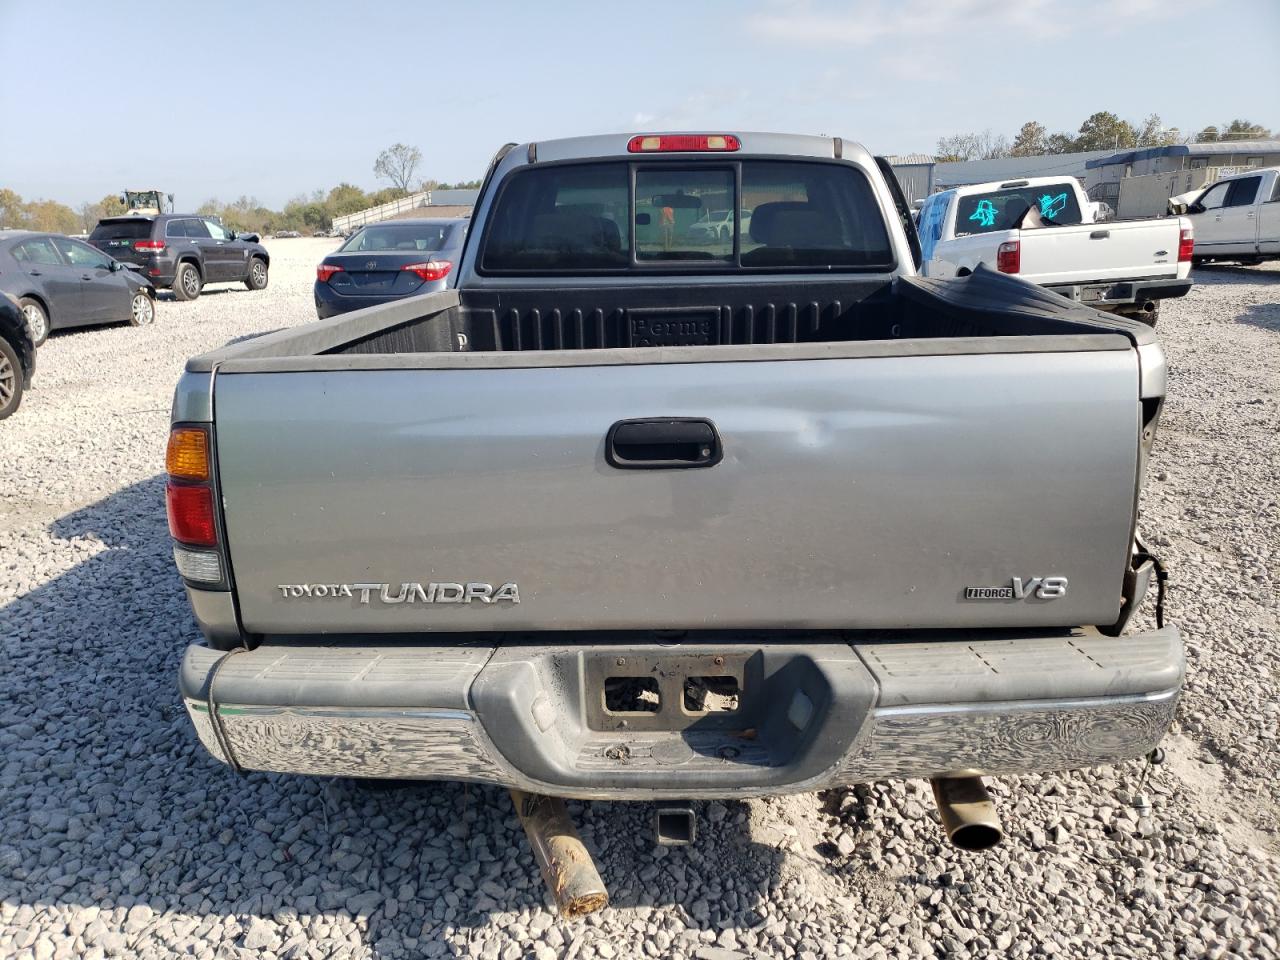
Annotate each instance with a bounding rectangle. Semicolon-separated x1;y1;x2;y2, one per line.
513;131;869;166
945;176;1084;199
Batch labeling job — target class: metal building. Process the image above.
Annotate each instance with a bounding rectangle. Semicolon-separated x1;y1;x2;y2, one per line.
885;154;936;204
1084;141;1280;210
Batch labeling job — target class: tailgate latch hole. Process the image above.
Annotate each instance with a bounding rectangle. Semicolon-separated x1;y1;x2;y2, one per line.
683;676;740;713
604;676;660;714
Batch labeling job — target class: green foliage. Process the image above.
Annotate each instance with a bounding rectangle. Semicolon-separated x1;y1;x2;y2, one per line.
1010;122;1048;158
78;193;129;232
195;196;280;234
22;200;79;233
1073;111;1138;152
326;183;370;218
1044;132;1077;155
7;169;477;239
1220;119;1271;141
936;109;1274;162
1196;120;1271;144
1136;114;1179;148
0;188;25;228
0;188;80;233
367;187;409;206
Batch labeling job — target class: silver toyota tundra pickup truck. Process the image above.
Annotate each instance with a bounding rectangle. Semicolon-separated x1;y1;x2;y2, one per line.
170;132;1180;877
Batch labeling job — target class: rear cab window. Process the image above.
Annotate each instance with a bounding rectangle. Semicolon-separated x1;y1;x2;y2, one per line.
953;183;1083;236
480;159;893;273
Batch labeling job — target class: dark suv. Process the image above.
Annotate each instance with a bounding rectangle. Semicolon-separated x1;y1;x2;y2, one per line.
88;215;270;301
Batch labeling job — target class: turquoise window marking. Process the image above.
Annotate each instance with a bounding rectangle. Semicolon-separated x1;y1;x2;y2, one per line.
1039;192;1068;219
969;199;997;228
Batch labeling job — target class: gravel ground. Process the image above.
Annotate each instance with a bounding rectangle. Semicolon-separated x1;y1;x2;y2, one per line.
1;242;1278;959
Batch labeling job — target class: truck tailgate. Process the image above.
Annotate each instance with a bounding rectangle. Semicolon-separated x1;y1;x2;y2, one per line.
213;347;1140;634
1022;218;1183;285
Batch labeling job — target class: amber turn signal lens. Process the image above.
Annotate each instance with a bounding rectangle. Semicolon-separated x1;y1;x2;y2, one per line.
167;427;209;481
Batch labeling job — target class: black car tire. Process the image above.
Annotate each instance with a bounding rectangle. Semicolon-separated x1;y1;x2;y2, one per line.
0;336;24;420
245;257;268;291
19;298;49;347
129;292;156;327
173;262;202;301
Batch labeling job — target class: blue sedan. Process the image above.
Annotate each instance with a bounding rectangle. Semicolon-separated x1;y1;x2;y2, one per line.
314;218;466;319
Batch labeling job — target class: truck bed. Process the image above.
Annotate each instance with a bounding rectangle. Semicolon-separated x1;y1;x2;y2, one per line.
194;268;1160;368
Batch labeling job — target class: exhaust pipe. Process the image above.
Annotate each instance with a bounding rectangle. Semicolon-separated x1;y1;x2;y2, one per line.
509;790;609;918
654;804;696;846
930;777;1003;851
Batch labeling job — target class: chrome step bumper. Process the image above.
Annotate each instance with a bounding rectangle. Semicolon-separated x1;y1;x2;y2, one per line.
180;627;1182;800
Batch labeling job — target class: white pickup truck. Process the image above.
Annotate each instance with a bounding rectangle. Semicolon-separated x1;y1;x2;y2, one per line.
1171;166;1280;266
918;176;1193;324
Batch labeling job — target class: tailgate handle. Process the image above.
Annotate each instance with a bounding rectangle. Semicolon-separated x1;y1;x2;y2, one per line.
1090;230;1110;239
606;418;722;469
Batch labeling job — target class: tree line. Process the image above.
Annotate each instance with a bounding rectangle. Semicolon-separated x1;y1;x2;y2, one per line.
0;178;481;237
935;114;1274;162
1;142;479;236
0;187;125;235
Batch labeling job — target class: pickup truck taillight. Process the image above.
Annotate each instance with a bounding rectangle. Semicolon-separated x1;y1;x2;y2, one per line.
1178;227;1194;263
403;260;452;282
996;240;1020;274
166;425;223;583
316;264;344;283
134;239;165;252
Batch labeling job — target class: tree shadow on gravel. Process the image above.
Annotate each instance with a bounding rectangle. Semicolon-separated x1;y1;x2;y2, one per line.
1237;302;1280;332
0;476;826;959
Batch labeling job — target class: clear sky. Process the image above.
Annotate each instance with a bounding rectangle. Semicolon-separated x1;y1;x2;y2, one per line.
2;0;1277;209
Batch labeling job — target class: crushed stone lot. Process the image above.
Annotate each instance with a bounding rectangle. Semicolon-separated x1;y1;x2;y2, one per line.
1;239;1277;959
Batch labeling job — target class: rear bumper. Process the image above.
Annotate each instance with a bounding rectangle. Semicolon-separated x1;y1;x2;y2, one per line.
1047;277;1192;307
180;626;1182;800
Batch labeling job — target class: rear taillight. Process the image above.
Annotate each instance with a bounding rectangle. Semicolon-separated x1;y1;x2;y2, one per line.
402;260;453;282
166;425;222;580
316;263;343;283
134;239;165;252
996;239;1020;274
1178;226;1194;263
627;134;741;153
166;484;217;546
